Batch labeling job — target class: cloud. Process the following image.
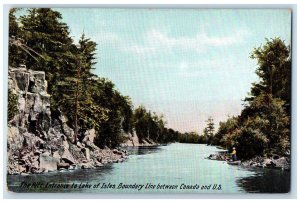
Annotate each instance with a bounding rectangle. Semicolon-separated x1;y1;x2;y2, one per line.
152;56;252;78
123;45;157;55
91;32;120;43
124;28;250;55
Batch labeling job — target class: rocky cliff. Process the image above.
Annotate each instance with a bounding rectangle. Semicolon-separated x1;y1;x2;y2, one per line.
7;67;127;175
121;130;159;147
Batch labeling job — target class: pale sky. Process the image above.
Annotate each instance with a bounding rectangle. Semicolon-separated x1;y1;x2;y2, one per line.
55;8;291;133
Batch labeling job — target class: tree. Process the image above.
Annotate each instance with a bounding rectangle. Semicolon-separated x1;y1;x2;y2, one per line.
90;78;133;148
134;106;151;142
54;34;104;143
9;8;25;67
20;8;74;90
213;116;239;146
214;38;291;159
204;117;215;145
246;38;291;109
152;113;166;142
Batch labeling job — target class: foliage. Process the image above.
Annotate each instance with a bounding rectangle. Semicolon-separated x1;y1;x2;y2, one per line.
202;117;215;145
179;132;200;144
9;8;26;67
214;116;239;146
214;38;291;159
246;37;291;110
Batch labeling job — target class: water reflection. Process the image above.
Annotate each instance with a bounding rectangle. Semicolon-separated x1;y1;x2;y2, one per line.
236;168;290;193
124;145;162;156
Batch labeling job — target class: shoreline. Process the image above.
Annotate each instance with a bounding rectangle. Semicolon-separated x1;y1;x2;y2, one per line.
7;143;165;176
207;150;290;171
7;143;290;177
7;144;129;176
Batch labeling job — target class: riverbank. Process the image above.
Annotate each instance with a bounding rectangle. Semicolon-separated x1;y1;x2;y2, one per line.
7;133;129;175
207;151;290;170
7;67;129;175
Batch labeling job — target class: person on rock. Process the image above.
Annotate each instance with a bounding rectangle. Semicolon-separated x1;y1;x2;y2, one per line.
231;147;237;161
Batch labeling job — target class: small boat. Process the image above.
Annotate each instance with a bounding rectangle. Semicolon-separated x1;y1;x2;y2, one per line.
227;160;241;165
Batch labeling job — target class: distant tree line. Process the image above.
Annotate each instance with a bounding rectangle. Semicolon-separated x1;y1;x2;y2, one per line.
8;8;200;148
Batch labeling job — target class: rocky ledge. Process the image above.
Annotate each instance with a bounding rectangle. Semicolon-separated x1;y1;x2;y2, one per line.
7;67;128;175
207;152;290;170
121;131;159;147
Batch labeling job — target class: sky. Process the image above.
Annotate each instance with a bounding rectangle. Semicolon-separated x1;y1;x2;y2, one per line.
55;8;291;133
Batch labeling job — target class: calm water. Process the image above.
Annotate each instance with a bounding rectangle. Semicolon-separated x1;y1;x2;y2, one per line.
7;143;290;193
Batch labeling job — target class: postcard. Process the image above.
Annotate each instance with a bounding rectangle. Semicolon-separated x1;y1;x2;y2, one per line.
6;8;292;194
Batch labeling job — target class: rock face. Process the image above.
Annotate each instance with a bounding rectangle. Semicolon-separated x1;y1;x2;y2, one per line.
7;67;128;175
121;130;158;147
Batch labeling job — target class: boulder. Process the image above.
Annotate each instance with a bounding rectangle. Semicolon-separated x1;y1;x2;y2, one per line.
80;162;94;169
52;151;61;161
61;149;76;164
83;128;96;143
94;162;103;167
85;148;90;160
69;165;76;170
113;149;123;156
39;153;58;172
273;157;289;169
57;162;70;169
262;158;275;167
29;159;40;173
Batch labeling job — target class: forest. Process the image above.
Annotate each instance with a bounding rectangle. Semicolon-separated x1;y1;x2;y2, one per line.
8;9;291;160
8;8;198;148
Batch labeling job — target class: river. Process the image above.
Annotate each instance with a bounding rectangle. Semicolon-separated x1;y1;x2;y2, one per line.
7;143;290;193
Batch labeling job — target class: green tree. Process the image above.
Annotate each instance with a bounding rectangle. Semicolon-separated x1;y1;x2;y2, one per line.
152;113;166;142
54;34;104;143
215;38;291;159
214;116;239;146
91;78;133;148
204;117;215;145
134;106;150;142
246;38;291;108
9;8;26;67
20;8;73;90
